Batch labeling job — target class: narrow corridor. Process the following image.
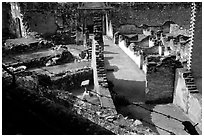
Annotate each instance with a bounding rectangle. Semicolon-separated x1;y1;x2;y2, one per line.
104;36;146;103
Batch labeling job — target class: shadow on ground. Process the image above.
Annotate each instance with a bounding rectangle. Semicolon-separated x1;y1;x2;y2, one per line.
104;44;159;134
104;51;119;55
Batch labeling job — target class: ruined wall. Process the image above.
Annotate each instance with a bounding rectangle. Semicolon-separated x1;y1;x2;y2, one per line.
24;11;57;36
110;3;192;33
19;2;78;43
146;63;175;104
145;56;183;104
10;2;27;38
51;68;93;91
173;68;202;131
18;3;58;36
2;3;13;39
2;2;27;39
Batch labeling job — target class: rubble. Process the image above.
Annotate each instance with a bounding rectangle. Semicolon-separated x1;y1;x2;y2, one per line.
3;38;54;55
2;66;157;135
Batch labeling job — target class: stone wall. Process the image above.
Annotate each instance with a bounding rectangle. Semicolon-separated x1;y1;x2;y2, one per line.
173;68;202;131
2;2;27;39
2;3;14;40
24;11;57;36
92;38;116;111
118;36;143;69
91;13;116;111
51;67;93;91
145;56;182;104
110;3;192;33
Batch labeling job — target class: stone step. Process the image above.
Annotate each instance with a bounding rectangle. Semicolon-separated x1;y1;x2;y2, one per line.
98;78;107;82
101;83;108;88
97;67;105;70
97;66;105;70
97;74;105;77
96;59;103;62
185;81;195;85
97;70;105;74
187;84;197;88
94;27;102;30
94;30;103;33
183;72;193;78
93;17;101;20
96;59;104;62
97;72;105;76
189;89;199;93
93;18;101;21
96;64;104;67
93;20;102;23
93;17;102;20
94;28;102;31
188;87;197;91
94;25;102;27
106;68;115;72
94;24;102;26
184;77;194;81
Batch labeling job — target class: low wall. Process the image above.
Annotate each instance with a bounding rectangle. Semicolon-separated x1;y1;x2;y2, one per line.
118;38;142;70
92;39;100;95
91;38;116;112
173;68;202;131
51;67;93;91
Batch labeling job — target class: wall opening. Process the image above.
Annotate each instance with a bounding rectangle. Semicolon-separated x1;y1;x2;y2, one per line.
15;17;22;38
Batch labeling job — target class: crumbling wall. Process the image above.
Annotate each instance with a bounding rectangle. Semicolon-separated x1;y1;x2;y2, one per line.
173;68;202;131
2;2;27;39
109;3;193;34
2;83;114;135
2;3;15;40
51;68;93;90
10;2;27;38
24;11;57;36
145;56;182;104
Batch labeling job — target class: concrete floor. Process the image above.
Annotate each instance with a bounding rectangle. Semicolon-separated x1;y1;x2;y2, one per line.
103;36;201;135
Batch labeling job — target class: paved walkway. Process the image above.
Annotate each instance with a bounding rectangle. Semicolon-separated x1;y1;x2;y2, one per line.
103;36;201;135
104;36;146;103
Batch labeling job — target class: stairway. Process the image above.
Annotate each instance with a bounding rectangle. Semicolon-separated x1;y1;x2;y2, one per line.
93;12;108;88
183;71;199;93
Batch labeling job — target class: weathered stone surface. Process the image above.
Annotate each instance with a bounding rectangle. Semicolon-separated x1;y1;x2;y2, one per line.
3;38;54;55
51;67;93;90
3;46;74;70
3;83;114;135
145;56;182;104
173;68;202;131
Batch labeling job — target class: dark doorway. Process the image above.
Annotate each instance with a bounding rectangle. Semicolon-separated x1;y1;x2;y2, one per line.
87;25;94;34
15;18;22;38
